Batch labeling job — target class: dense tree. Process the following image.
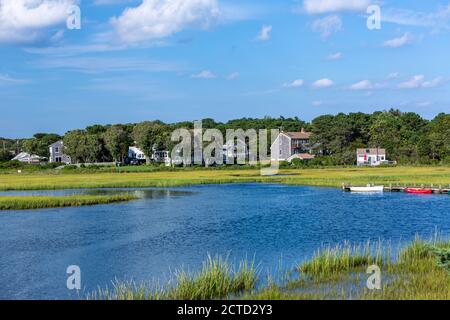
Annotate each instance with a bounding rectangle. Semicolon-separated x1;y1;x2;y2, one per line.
132;121;169;163
104;125;132;162
23;133;61;158
5;111;449;166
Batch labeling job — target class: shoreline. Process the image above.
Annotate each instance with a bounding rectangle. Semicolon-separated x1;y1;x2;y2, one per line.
0;166;449;192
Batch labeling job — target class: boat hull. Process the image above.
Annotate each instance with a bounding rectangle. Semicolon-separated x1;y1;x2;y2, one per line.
405;188;433;194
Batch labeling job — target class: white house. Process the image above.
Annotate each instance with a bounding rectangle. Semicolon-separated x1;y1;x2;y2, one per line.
356;148;387;166
49;141;71;164
270;129;314;162
128;146;171;166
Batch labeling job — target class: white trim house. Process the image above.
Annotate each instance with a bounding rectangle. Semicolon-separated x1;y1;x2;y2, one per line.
356;148;386;166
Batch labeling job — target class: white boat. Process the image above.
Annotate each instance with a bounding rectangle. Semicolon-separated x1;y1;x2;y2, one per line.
350;185;384;193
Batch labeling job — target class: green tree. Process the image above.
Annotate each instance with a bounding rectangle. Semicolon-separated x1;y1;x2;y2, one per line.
22;133;61;158
427;113;450;161
104;125;132;162
132;121;169;163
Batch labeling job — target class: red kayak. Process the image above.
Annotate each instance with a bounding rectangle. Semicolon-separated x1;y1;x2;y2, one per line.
404;188;433;194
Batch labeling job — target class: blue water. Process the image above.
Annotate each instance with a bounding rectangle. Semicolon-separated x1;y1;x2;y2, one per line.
0;184;449;299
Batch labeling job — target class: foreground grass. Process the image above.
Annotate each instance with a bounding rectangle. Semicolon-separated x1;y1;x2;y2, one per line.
89;255;258;300
0;166;449;191
90;238;450;300
0;194;137;210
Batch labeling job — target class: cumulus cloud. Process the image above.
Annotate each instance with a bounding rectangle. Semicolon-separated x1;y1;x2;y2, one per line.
226;72;239;80
398;75;425;89
311;15;342;38
422;77;445;88
0;0;77;44
349;80;385;90
302;0;369;14
326;52;343;60
283;79;304;88
386;72;399;80
312;78;334;88
191;70;216;79
256;24;272;41
383;33;413;48
111;0;220;44
349;80;373;90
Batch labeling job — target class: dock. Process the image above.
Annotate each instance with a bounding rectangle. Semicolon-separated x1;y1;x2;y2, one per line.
342;183;450;194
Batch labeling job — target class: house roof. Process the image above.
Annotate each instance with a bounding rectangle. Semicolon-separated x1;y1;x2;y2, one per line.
357;148;386;155
288;153;315;161
283;129;312;139
49;140;63;147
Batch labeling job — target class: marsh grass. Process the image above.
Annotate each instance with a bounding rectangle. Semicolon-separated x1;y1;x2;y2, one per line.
0;166;449;191
298;242;386;281
90;255;258;300
88;237;450;300
0;194;137;210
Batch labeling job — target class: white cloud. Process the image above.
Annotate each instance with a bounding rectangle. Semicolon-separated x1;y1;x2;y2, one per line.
0;0;77;44
31;56;180;73
191;70;216;79
397;75;445;89
302;0;369;14
422;77;445;88
386;72;399;80
349;80;385;90
383;33;413;48
283;79;304;88
226;72;239;80
382;6;450;31
311;15;342;38
326;52;343;60
111;0;220;44
349;80;373;90
398;75;425;89
312;78;334;88
0;74;29;85
256;24;272;41
312;101;323;106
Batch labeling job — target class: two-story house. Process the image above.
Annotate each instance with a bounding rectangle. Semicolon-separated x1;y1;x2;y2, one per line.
49;141;71;164
270;128;315;161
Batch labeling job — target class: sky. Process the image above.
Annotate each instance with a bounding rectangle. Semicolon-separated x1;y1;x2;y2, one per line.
1;0;450;138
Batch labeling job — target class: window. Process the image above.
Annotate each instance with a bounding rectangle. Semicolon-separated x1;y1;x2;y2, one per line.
55;147;59;153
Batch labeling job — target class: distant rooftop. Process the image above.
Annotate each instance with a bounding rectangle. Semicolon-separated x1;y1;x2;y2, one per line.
283;128;312;139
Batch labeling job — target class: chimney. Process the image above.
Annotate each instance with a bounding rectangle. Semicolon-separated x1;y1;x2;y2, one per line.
301;128;305;133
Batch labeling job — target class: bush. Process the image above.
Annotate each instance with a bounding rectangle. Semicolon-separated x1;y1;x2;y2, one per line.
0;160;25;169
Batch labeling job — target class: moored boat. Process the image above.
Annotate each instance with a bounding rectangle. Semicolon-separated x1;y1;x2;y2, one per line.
404;188;433;194
350;185;384;193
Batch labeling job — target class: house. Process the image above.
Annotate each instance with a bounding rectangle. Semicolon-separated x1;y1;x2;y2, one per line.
152;150;171;166
270;128;315;162
223;138;251;164
12;152;44;164
127;146;171;166
356;148;387;166
287;153;315;162
127;146;146;164
49;141;71;164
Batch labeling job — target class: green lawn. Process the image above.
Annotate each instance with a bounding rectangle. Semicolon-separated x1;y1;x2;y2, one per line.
0;166;449;191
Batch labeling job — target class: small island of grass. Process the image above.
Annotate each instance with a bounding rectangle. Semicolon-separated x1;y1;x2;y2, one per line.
0;194;138;210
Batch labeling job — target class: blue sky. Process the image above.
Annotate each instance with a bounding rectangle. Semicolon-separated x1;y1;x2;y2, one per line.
1;0;450;137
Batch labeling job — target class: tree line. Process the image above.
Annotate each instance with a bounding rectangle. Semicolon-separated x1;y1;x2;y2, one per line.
2;109;449;165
